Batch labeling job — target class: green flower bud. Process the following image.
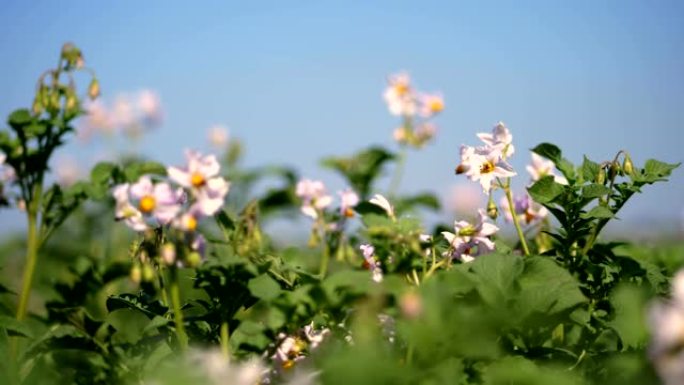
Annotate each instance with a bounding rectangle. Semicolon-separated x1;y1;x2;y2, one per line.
596;168;606;184
141;264;155;282
622;155;634;176
608;162;620;181
130;265;142;283
161;243;176;266
88;78;100;100
32;98;43;116
186;251;202;268
486;199;498;220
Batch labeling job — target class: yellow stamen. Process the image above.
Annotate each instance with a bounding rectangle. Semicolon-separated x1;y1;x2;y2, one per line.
344;208;355;218
480;161;495;174
185;215;198;231
190;172;205;187
429;99;444;113
282;360;295;370
395;83;409;96
139;195;156;213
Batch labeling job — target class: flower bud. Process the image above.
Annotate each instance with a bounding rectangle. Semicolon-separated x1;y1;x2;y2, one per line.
130;265;142;283
486;199;498;220
622;155;634;176
32;98;43;116
88;78;100;100
141;264;155;282
596;168;606;184
161;243;176;266
61;43;83;70
608;162;620;181
455;164;467;175
186;251;202;268
65;92;78;113
138;250;149;263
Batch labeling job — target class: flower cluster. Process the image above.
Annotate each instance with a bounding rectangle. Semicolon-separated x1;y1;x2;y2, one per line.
442;209;499;262
114;150;229;233
187;349;267;385
295;179;359;221
383;72;444;148
456;122;516;193
360;244;383;283
648;269;684;385
79;89;163;141
271;323;330;371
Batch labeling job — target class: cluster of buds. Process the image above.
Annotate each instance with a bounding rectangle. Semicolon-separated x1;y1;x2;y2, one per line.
78;89;163;141
455;122;516;193
271;323;330;371
383;72;443;148
31;43;98;119
441;210;499;263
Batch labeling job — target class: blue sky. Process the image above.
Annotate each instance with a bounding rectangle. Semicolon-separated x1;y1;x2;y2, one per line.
1;0;683;235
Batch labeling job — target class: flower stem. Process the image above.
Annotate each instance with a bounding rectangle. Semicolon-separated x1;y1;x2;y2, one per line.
16;183;43;322
319;241;331;278
504;184;530;256
169;269;188;351
220;321;230;360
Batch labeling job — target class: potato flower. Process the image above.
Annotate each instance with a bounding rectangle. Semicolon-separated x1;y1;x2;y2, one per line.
296;179;332;219
499;192;548;224
441;210;499;262
526;153;568;184
167;150;230;216
383;72;417;117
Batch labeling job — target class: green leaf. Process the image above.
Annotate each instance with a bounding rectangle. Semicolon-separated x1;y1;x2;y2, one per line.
321;146;395;198
8;109;32;129
527;176;564;204
641;159;680;182
124;161;167;182
531;143;562;163
517;257;587;317
582;184;611;199
248;274;281;301
609;285;648;350
464;253;524;307
396;192;441;212
582;205;614;219
0;315;34;338
582;156;601;182
90;162;116;184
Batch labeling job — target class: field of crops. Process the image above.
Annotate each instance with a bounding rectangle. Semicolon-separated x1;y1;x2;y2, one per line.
0;42;683;385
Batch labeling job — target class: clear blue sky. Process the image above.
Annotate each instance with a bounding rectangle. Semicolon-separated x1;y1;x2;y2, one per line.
1;0;683;235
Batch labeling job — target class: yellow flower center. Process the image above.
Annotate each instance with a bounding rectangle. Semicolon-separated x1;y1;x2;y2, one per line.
139;195;156;213
394;83;409;96
429;99;444;113
480;161;495;174
282;360;295;370
185;215;198;231
190;172;205;187
344;207;355;218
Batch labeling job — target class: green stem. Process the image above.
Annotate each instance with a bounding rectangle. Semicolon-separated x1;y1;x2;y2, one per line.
319;242;330;278
504;184;530;256
169;269;188;351
220;322;230;360
389;145;407;197
16;184;43;322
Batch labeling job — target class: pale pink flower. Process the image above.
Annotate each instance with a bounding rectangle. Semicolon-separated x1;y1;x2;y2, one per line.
477;121;515;158
112;183;148;231
441;210;498;262
167;150;230;216
0;152;16;183
383;72;417;117
129;176;183;225
360;244;383;282
338;188;359;218
499;192;548;224
208;125;229;148
419;93;445;117
648;270;684;385
460;145;516;192
526;153;568;185
137;89;163;127
296;179;332;219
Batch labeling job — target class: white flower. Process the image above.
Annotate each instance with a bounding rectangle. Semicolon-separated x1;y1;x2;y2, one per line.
648;270;684;385
168;150;230;216
338;188;359;218
419;93;444;117
441;210;498;262
188;349;266;385
369;194;395;219
79;100;116;141
499;192;548;224
477;121;515;158
459;145;516;192
303;322;331;350
208;125;229;148
112;183;147;231
526;153;568;185
137;89;163;127
129;176;183;225
296;179;332;219
383;72;417;117
360;244;383;282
